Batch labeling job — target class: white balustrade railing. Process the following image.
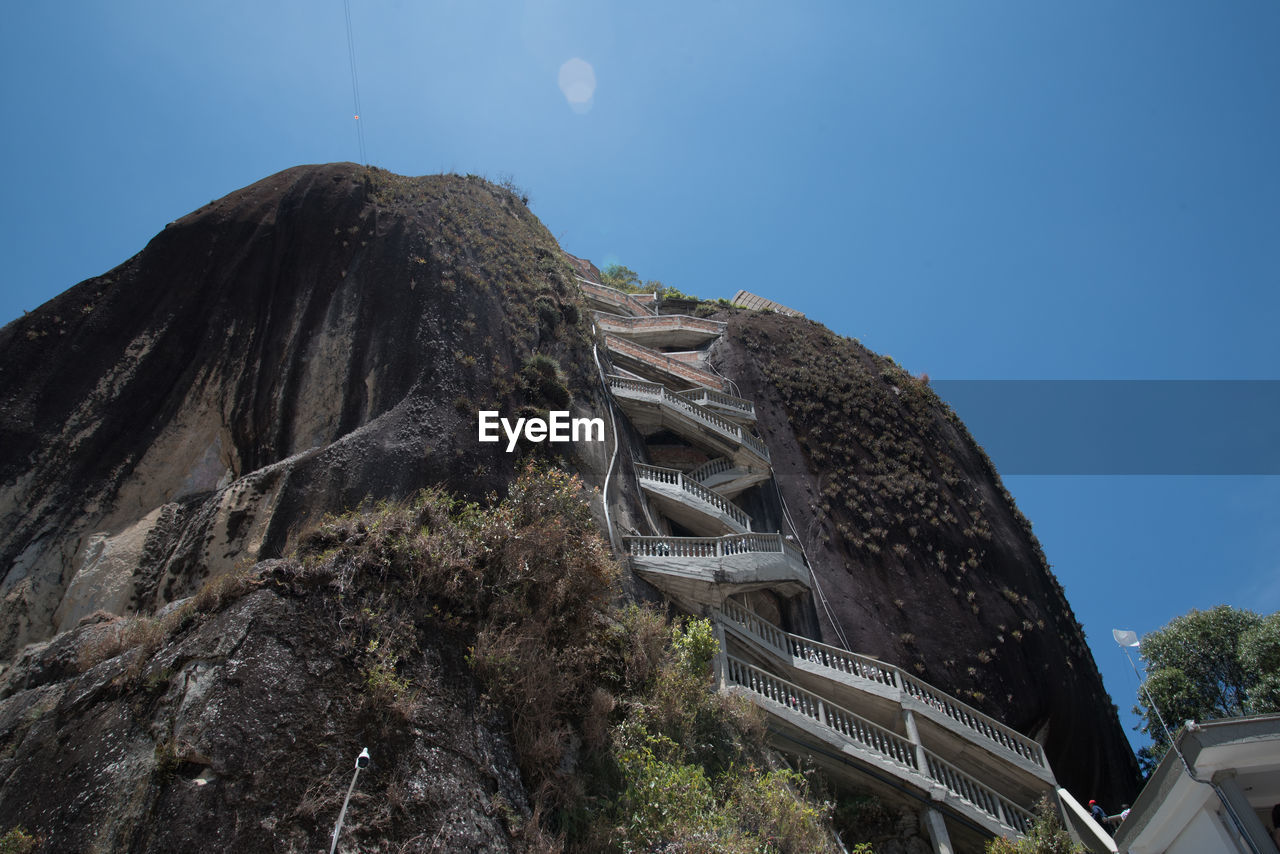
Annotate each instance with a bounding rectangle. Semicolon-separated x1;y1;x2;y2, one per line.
634;464;751;531
606;375;661;398
675;387;756;418
719;600;790;657
626;536;718;558
717;603;1046;769
624;533;803;562
688;457;735;484
718;601;898;688
725;656;918;770
726;653;1036;837
901;674;1046;767
923;750;1036;835
606;375;771;463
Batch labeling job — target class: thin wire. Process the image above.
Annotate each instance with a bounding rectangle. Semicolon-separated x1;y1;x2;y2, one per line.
1122;646;1178;751
772;475;852;650
343;0;367;165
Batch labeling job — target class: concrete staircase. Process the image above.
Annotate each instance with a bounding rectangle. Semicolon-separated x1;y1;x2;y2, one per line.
578;278;658;317
594;311;726;349
582;276;1115;853
607;375;770;472
634;463;753;535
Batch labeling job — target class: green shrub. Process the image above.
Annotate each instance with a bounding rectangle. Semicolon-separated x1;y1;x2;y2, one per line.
520;353;571;408
985;796;1083;854
0;827;36;854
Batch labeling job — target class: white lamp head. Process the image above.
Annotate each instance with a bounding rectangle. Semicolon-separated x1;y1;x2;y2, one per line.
1112;628;1140;648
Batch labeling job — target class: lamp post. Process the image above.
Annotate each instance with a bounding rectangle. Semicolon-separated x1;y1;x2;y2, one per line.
1112;629;1262;854
329;747;370;854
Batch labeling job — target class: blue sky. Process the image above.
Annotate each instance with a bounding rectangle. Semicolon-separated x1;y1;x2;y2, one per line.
3;2;1277;755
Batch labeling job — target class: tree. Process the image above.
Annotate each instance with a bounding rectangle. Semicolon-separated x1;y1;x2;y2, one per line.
1134;605;1280;774
600;263;640;291
600;263;666;296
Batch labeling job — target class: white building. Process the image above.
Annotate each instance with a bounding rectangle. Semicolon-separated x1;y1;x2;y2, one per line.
1114;714;1280;854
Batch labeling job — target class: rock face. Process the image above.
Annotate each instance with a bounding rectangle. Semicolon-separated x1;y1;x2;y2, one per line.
0;163;1137;848
0;576;529;852
0;163;623;658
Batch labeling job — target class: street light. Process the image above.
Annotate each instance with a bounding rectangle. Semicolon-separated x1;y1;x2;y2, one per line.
1113;629;1262;854
329;747;370;854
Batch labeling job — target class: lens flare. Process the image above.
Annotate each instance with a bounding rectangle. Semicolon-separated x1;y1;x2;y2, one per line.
558;58;596;113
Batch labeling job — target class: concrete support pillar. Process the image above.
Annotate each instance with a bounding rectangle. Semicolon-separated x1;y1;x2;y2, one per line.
1212;770;1279;854
902;708;928;772
712;619;729;691
922;807;954;854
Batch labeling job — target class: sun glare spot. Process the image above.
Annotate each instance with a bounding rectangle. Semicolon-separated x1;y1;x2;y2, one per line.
558;58;596;114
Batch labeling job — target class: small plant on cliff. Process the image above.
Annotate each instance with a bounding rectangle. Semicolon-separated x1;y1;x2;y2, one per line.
520;353;572;409
0;827;36;854
984;796;1082;854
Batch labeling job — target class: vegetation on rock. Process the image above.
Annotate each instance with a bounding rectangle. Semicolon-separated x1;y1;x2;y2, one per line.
984;797;1083;854
294;464;840;852
733;316;1086;679
0;827;36;854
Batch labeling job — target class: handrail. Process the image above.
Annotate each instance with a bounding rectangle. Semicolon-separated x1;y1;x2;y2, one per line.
674;387;756;418
594;312;725;335
726;655;1036;837
899;673;1045;767
725;656;918;770
606;375;771;463
624;533;804;562
634;463;751;531
922;750;1036;835
688;457;735;483
717;603;1046;768
718;601;899;689
604;335;727;391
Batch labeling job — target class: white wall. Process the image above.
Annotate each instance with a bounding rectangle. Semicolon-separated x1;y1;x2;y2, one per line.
1165;806;1249;854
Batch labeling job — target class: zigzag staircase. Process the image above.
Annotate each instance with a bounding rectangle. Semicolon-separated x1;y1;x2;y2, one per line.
581;275;1116;854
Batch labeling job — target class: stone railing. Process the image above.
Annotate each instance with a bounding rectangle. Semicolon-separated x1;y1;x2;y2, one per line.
719;601;899;688
688;457;735;484
725;656;918;769
923;750;1036;835
623;533;804;562
674;387;756;420
604;335;726;391
634;463;751;531
899;673;1046;768
578;278;656;316
717;603;1047;769
606;375;770;463
725;655;1036;837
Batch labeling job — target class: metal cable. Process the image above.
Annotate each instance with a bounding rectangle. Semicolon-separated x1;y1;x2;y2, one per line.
343;0;367;164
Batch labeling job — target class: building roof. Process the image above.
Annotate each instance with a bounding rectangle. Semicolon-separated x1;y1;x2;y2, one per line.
731;290;805;318
1114;714;1280;853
